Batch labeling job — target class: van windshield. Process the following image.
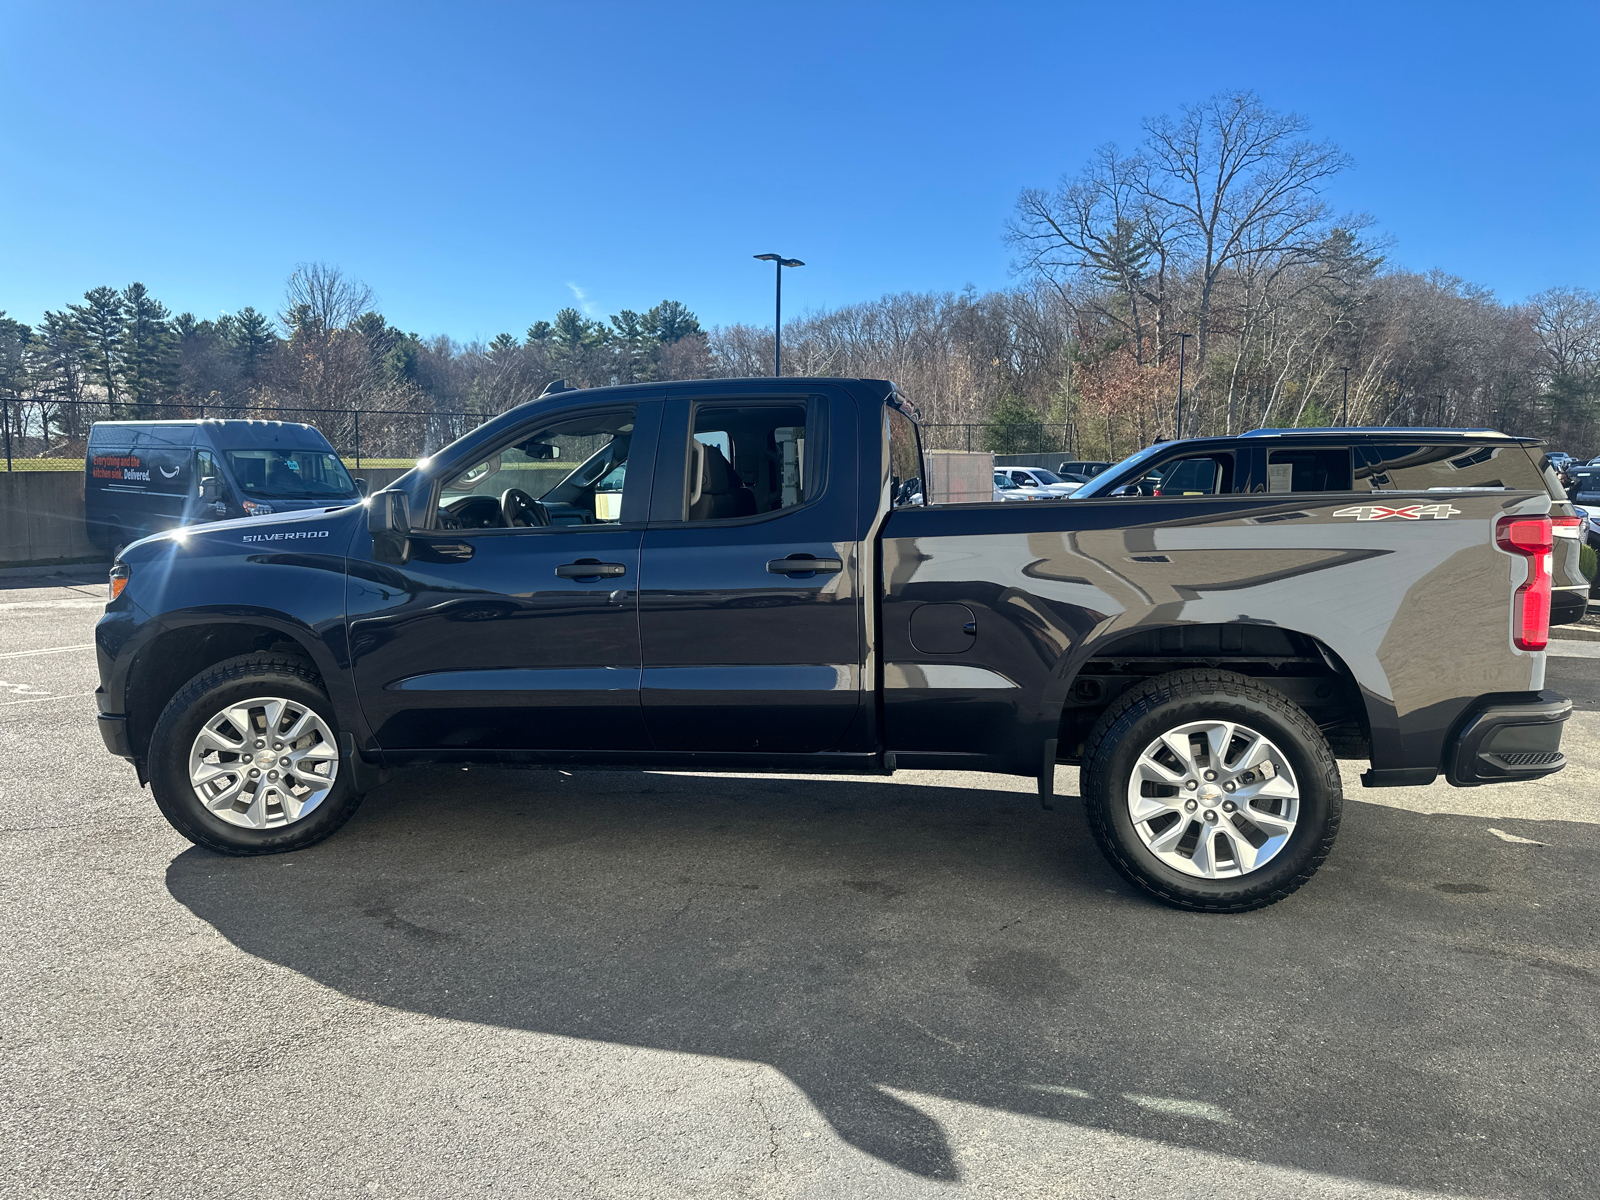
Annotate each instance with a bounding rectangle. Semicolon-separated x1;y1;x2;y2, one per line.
223;449;357;499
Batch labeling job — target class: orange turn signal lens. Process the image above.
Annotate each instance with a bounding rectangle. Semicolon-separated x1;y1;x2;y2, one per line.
109;565;130;602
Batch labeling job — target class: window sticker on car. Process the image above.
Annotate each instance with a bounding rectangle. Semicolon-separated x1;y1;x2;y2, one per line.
1332;503;1461;521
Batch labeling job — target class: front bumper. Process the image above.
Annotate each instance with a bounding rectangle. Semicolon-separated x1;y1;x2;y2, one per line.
97;710;133;759
1446;691;1571;786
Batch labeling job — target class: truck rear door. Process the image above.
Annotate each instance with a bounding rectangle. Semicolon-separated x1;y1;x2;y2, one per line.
636;387;864;753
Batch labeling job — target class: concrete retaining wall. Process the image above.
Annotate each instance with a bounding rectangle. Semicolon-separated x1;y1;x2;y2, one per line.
0;473;100;566
0;466;414;567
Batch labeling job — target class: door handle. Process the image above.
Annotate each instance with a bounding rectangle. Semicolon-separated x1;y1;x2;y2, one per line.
766;555;844;575
556;560;627;579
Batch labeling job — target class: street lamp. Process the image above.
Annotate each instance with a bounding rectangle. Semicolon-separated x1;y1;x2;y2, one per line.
753;253;804;377
1173;332;1193;437
1340;366;1351;426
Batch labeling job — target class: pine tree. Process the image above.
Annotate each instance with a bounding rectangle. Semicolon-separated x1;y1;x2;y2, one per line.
230;307;276;381
982;392;1045;454
71;286;127;412
33;310;89;441
0;313;30;401
642;300;702;343
121;283;178;416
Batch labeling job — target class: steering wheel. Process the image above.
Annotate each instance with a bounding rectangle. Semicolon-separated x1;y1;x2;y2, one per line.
500;487;551;527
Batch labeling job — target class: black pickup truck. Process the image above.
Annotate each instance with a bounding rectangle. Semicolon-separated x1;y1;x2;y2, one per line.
95;378;1571;912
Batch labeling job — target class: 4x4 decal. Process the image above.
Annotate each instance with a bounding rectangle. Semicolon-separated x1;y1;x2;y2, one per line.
1332;503;1462;521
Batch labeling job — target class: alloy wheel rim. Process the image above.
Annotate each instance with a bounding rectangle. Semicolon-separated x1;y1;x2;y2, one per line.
187;696;339;830
1126;719;1299;879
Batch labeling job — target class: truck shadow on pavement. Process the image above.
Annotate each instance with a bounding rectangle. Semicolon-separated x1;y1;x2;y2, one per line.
166;767;1598;1195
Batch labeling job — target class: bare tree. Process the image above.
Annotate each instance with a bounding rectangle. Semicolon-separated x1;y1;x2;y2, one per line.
1139;91;1352;431
281;262;375;336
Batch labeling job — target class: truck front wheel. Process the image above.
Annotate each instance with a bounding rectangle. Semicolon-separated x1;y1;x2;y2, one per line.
1079;669;1342;913
146;653;365;855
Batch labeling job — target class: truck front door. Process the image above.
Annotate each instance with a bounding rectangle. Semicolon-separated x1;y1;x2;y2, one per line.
637;389;866;754
347;401;661;753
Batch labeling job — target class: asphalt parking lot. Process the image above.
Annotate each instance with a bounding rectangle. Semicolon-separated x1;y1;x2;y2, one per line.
2;567;1597;1199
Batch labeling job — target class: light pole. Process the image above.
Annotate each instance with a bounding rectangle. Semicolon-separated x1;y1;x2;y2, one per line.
753;253;803;377
1340;366;1351;426
1173;332;1193;437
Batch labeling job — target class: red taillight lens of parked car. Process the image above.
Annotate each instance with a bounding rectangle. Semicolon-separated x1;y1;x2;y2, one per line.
1495;515;1553;651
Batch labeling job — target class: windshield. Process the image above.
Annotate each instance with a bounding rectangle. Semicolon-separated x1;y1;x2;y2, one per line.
1030;469;1063;484
223;449;357;499
994;474;1020;490
1069;444;1170;498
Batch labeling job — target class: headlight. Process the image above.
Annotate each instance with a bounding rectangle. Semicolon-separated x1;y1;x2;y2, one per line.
109;562;130;602
242;500;274;517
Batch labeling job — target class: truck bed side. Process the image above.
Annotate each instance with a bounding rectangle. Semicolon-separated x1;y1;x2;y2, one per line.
878;489;1548;780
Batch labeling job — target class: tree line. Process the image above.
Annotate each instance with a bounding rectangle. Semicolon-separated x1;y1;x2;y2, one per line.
3;91;1597;463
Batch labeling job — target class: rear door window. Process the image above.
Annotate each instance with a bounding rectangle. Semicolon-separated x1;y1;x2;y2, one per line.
1267;448;1353;493
683;401;817;521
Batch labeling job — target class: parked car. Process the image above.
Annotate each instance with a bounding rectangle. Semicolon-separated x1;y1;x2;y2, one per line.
1570;463;1600;504
96;382;1570;913
992;472;1051;501
86;419;364;554
1058;460;1112;478
1001;466;1081;496
1075;430;1592;625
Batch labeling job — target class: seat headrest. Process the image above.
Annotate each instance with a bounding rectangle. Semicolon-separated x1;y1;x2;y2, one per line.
699;443;738;495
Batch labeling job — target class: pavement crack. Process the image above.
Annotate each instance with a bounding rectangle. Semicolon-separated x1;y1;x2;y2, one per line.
750;1072;780;1169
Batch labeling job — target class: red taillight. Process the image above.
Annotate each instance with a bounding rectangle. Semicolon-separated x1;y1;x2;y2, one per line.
1496;515;1553;651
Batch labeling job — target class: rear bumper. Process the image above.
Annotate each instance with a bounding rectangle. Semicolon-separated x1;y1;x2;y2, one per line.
1446;691;1571;786
1551;585;1590;626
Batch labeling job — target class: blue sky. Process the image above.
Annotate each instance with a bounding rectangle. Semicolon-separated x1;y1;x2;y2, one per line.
1;1;1596;340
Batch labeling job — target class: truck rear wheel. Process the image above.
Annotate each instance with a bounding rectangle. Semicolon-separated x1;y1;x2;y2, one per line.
147;653;364;856
1079;669;1342;913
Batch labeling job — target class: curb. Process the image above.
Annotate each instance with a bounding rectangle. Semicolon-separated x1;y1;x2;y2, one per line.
1551;623;1600;642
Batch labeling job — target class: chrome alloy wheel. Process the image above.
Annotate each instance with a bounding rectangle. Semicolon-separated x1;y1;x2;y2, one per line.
187;696;339;829
1126;719;1299;879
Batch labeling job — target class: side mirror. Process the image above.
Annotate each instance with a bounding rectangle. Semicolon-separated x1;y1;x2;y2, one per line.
200;477;220;503
368;489;411;564
355;477;369;497
1112;484;1142;497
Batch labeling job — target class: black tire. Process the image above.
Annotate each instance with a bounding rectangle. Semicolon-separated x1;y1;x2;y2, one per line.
1080;669;1342;913
147;652;364;856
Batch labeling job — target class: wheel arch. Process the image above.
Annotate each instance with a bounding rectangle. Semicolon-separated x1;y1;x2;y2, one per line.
1041;620;1388;767
121;612;362;764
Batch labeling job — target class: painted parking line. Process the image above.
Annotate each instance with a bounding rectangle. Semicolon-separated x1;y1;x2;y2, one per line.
0;598;105;612
0;691;95;707
1548;641;1600;659
0;644;96;660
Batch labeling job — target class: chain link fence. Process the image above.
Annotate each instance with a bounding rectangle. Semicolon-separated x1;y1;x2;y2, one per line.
1;398;1083;471
0;397;496;471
